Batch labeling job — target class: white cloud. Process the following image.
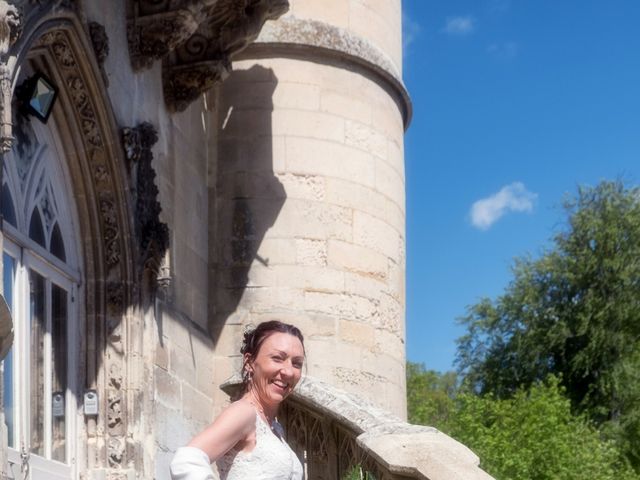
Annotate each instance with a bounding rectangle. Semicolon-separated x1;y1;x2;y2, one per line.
443;16;476;35
487;41;518;59
470;182;537;230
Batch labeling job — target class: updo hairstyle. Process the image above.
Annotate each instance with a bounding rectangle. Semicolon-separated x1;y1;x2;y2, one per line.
240;320;304;392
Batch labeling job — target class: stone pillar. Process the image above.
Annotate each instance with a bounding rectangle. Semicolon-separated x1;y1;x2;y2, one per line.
213;0;410;417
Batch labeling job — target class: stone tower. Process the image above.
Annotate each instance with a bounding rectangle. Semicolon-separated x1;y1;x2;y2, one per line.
213;0;410;417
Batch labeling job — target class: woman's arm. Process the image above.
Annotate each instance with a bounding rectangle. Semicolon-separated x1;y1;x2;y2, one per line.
188;400;255;460
170;400;255;479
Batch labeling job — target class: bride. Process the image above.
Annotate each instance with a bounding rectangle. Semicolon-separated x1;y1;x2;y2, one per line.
170;321;305;480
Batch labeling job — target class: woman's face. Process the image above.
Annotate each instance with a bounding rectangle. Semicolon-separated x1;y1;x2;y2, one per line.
247;332;305;408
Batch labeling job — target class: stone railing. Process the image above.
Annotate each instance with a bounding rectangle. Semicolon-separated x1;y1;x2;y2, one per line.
224;376;495;480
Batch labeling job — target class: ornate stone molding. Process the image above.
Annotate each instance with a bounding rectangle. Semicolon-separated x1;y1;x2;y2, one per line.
0;1;22;152
0;1;21;56
126;0;209;71
163;0;288;111
240;16;413;129
127;0;288;111
89;21;108;66
121;122;170;285
34;29;131;475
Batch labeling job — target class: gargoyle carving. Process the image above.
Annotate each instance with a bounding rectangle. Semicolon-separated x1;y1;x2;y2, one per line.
163;0;288;111
127;0;288;111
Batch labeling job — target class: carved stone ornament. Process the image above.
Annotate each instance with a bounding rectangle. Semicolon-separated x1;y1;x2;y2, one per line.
126;0;288;111
0;1;22;56
89;22;109;68
35;30;123;265
0;1;22;152
121;122;170;281
163;0;288;111
127;0;210;71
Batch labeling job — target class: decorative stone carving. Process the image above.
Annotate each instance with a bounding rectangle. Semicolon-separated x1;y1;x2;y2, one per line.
162;55;230;112
89;22;109;67
0;1;21;56
0;1;22;152
127;0;209;71
162;0;288;111
121;122;170;284
37;31;123;266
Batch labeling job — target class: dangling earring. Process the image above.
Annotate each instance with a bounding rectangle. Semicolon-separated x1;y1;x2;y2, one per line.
243;367;253;386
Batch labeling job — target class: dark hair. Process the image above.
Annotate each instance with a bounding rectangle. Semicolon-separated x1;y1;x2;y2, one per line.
240;320;305;391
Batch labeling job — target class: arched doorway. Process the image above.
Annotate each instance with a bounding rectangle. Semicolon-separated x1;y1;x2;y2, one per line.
1;17;138;479
2;101;81;479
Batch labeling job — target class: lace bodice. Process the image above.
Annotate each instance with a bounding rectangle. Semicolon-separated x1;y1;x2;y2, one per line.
170;413;303;480
216;413;303;480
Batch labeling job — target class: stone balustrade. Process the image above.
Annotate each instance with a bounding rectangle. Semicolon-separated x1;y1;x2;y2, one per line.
223;376;495;480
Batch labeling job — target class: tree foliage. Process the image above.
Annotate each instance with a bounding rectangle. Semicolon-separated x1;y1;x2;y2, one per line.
456;181;640;466
407;365;636;480
406;362;457;427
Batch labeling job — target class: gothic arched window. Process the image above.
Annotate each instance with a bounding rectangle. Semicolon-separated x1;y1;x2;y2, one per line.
2;114;80;479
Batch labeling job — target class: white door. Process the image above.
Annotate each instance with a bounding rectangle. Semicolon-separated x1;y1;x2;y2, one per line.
3;244;78;480
1;114;81;480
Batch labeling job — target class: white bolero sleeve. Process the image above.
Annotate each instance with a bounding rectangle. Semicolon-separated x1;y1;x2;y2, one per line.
170;446;216;480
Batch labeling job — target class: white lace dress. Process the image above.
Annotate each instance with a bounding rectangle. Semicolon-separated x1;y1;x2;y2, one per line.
170;413;303;480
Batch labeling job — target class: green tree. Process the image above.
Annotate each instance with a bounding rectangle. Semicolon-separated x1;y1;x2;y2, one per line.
406;367;636;479
456;180;640;466
448;378;636;480
406;362;457;428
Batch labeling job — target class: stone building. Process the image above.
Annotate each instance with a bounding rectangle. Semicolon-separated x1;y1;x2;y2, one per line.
0;0;493;479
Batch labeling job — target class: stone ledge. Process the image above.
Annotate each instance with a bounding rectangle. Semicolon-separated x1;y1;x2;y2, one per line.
236;16;413;130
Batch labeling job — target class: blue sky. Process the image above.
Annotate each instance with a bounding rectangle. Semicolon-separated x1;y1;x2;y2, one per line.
403;0;640;372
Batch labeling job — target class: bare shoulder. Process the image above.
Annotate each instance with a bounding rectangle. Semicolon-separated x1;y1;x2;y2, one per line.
216;399;256;432
186;399;257;460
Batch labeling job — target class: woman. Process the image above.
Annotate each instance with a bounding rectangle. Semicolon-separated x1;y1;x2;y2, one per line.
170;321;305;480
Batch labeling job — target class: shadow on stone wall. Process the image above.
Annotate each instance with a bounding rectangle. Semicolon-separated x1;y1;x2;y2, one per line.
209;65;285;345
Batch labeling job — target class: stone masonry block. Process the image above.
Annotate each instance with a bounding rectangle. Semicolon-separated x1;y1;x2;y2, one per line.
242;286;307;313
375;156;404;206
325;177;403;234
339;319;375;348
343;271;386;300
290;0;349;29
372;329;405;363
269;199;353;242
344;120;388;160
273;82;321;111
182;383;214;427
285;137;375;188
220;107;275;139
170;345;197;387
277;173;326;201
276;265;344;292
387;137;405;180
320;90;373;126
295;239;327;266
256;238;297;265
154;402;193;453
155;365;181;409
218;136;286;175
328;240;388;279
272;109;345;143
353;210;401;261
304;290;379;323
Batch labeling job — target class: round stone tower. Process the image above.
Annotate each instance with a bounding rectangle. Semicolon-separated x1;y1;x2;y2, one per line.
212;0;410;418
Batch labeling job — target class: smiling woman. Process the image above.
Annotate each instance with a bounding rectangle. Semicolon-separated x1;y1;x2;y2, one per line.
170;321;305;480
